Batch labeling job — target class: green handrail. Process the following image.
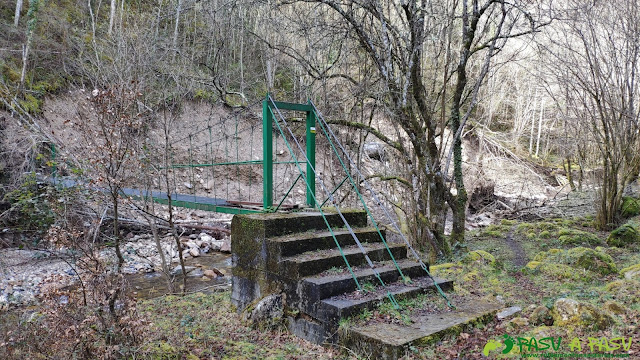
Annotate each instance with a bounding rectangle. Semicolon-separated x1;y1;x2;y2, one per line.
313;106;409;284
310;101;455;309
268;97;400;309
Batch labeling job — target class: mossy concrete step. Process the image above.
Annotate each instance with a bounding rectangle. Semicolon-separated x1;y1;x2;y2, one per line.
232;210;367;311
296;259;431;308
232;209;367;238
313;276;453;325
279;242;407;279
269;227;385;257
340;300;500;359
287;276;453;344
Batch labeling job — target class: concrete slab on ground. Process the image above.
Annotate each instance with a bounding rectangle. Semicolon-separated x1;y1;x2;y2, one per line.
342;299;500;359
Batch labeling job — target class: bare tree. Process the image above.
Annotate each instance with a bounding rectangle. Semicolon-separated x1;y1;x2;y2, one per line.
270;0;549;255
76;85;148;270
542;0;640;228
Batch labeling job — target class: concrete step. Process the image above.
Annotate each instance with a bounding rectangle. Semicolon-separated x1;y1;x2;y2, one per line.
287;275;454;344
340;300;500;359
279;242;407;279
296;259;431;308
231;209;367;238
313;276;453;325
268;227;385;257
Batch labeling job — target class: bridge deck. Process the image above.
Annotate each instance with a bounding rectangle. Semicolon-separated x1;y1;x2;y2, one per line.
52;178;263;215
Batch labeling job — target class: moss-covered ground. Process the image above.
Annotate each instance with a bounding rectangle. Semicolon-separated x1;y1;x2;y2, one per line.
338;215;640;359
134;291;338;359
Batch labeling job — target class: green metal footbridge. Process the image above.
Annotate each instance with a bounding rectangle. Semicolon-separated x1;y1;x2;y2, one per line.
55;94;452;309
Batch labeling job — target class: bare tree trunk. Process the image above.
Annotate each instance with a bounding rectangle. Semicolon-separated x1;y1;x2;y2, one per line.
535;99;544;157
112;191;125;271
528;90;537;155
565;158;576;191
172;0;182;55
140;186;174;293
19;43;29;90
150;218;174;292
108;0;116;36
14;0;22;26
161;107;187;294
87;0;99;63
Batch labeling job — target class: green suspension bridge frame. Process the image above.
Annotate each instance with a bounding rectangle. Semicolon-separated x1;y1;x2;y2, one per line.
263;96;317;210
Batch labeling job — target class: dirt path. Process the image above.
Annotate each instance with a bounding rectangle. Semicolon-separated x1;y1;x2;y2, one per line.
505;226;527;268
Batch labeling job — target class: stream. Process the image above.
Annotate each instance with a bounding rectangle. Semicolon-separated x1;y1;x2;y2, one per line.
127;253;232;299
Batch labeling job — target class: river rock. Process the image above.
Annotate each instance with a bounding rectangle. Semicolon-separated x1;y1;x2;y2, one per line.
497;306;522;320
211;240;224;251
203;269;217;278
530;305;553;326
189;248;200;257
200;234;213;242
171;265;196;276
220;240;231;253
243;294;284;329
603;300;628;315
187;268;204;277
551;298;613;330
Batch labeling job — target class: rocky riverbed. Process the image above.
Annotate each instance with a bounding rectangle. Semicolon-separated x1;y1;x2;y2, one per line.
0;231;232;308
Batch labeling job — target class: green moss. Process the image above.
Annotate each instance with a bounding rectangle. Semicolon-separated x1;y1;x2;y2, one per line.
606;223;639;247
462;271;480;282
479;225;505;238
193;88;217;102
533;248;562;262
620;263;640;280
603;300;627;315
557;229;602;246
539;230;552;239
516;223;534;233
539;263;590;281
462;250;496;265
525;261;541;270
17;93;43;114
529;247;617;278
538;221;560;231
1;63;21;82
621;196;640;218
431;262;456;271
604;279;640;304
566;247;617;275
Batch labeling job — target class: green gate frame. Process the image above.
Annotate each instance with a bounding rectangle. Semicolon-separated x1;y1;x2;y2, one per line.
263;94;316;210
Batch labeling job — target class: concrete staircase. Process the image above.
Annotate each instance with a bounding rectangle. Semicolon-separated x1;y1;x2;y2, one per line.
230;210;454;346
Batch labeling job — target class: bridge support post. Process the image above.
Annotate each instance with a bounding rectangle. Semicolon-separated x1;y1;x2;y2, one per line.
306;103;316;207
263;95;273;210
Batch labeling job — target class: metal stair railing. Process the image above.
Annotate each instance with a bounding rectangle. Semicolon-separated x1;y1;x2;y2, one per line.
267;96;400;309
309;101;455;309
